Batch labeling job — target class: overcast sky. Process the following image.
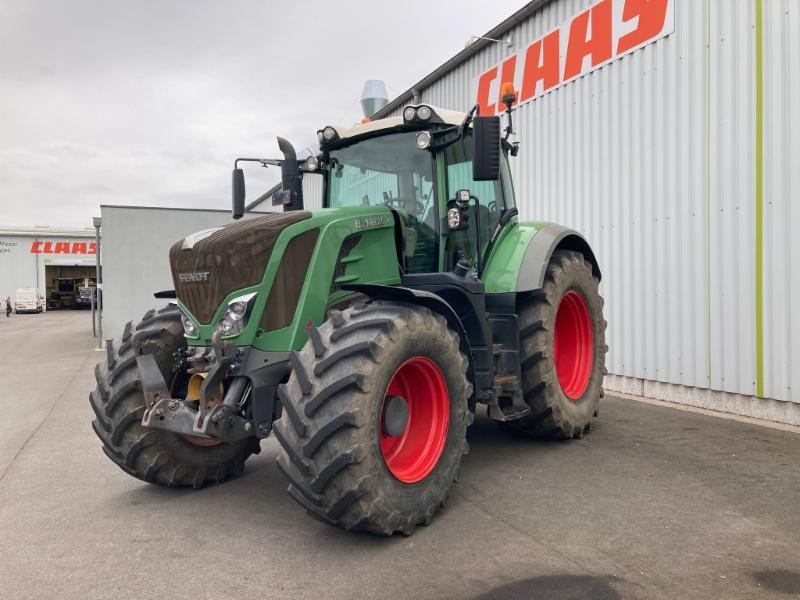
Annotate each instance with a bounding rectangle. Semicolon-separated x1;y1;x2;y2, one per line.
0;0;529;228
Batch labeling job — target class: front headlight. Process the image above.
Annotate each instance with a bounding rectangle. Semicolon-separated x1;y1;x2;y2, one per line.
216;292;257;337
415;130;432;150
181;312;198;337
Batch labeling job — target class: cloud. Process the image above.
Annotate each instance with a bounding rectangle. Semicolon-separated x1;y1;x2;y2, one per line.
0;0;530;227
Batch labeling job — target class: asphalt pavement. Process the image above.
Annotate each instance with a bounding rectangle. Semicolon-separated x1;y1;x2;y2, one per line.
1;311;799;600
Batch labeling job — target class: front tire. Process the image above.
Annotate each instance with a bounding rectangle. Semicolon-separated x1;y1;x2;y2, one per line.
501;250;607;439
90;305;260;488
274;301;471;535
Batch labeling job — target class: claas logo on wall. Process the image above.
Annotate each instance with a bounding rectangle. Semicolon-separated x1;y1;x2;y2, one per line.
475;0;674;115
30;241;97;254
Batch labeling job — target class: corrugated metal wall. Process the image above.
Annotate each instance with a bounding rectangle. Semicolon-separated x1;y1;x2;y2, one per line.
388;0;798;403
302;174;324;210
763;0;800;402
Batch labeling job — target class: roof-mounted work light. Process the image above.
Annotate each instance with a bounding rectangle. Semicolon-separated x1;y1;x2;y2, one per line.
402;104;440;125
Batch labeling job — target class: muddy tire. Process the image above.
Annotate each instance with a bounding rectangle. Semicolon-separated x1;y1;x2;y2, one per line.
274;300;471;535
501;250;607;439
90;305;260;488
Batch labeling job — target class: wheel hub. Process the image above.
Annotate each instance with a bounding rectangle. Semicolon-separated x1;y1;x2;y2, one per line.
382;395;409;437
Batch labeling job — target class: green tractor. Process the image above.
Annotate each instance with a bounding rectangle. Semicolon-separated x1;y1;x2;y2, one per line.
91;96;606;535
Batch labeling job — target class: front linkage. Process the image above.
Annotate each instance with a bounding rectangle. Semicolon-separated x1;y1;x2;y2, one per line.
135;327;288;445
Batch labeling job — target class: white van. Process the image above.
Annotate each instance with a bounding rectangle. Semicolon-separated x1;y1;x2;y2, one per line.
15;287;44;313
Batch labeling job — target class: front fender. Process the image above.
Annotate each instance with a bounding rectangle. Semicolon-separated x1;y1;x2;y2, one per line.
482;221;601;293
340;283;471;354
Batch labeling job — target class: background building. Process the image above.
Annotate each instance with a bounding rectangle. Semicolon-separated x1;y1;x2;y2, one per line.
370;0;799;421
99;205;267;341
0;226;98;310
98;0;798;424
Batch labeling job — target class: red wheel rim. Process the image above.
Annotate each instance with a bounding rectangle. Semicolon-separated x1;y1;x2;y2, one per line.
379;357;449;484
553;290;594;400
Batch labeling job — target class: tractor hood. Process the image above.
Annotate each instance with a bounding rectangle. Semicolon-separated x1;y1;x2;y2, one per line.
169;212;311;324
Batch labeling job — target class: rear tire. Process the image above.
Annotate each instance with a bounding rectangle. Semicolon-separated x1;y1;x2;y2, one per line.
501;250;607;439
90;305;260;488
274;300;471;535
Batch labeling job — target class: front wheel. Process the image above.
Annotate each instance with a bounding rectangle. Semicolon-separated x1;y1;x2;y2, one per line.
500;250;607;439
90;306;260;488
274;301;471;535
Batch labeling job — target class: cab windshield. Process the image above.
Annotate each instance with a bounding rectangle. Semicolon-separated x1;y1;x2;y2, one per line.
326;133;433;213
326;132;437;272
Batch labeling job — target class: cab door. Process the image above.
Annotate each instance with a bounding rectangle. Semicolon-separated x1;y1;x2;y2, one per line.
437;137;508;274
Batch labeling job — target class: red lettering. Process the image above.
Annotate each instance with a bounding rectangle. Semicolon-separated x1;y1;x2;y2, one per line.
54;242;70;254
520;30;561;102
71;242;87;254
563;0;613;81
496;55;518;108
30;241;43;254
617;0;669;54
88;242;97;254
43;241;53;253
476;66;498;116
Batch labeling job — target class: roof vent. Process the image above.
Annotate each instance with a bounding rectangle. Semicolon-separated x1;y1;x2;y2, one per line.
360;80;389;118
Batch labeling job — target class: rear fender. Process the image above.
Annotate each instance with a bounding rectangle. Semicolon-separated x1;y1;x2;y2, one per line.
483;222;601;293
517;224;601;292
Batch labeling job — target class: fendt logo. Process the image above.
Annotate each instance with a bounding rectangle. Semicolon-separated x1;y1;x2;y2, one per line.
475;0;674;115
178;271;210;283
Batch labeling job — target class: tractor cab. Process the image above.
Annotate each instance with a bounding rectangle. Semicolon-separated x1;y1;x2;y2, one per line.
315;105;517;280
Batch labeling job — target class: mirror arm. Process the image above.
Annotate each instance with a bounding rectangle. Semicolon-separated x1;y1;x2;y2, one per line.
234;157;282;169
459;104;479;138
504;106;514;140
427;125;461;153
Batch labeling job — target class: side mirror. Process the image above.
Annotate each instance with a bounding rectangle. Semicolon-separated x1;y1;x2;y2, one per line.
232;168;245;219
472;116;501;181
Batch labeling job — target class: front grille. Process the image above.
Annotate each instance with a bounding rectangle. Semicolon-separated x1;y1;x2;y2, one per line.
170;212;311;323
329;234;362;295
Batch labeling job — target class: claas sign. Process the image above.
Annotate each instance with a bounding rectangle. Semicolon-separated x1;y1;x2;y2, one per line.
476;0;674;115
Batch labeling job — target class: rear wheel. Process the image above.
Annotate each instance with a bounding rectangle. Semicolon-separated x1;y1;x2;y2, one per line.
501;250;607;439
274;301;471;535
90;305;260;488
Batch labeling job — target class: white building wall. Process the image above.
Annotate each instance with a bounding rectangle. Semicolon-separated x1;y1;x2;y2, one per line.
385;0;798;405
100;206;274;341
762;0;800;402
0;235;41;299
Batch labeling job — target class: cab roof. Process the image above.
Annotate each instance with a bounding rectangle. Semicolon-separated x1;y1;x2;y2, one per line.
318;105;468;146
